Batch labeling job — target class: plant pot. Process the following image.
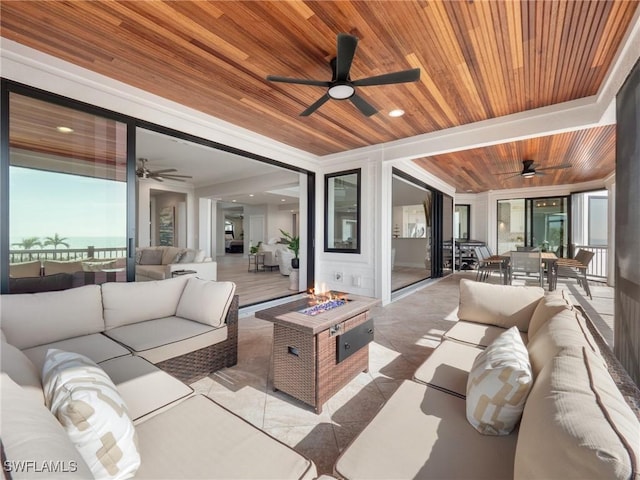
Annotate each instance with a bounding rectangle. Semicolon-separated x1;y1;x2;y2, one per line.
291;257;299;269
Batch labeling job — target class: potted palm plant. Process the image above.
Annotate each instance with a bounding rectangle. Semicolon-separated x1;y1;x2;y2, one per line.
279;229;300;269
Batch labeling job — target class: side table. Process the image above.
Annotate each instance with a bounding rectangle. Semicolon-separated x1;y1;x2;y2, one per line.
248;253;265;272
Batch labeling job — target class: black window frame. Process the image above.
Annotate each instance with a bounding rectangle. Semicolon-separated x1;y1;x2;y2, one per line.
324;168;361;254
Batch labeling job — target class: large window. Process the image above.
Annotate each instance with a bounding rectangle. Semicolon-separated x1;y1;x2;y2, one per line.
6;92;129;293
325;169;360;253
497;196;569;257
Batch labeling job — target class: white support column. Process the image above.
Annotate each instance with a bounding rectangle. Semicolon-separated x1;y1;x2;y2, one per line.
198;197;212;258
605;177;616;286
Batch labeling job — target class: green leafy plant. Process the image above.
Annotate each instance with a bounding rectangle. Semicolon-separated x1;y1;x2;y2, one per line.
250;241;262;254
279;229;299;259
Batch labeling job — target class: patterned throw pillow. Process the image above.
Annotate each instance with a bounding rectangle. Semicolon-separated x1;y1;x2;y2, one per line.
466;326;533;435
42;349;140;480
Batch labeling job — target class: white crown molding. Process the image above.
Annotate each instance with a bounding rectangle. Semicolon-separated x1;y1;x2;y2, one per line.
0;38;320;172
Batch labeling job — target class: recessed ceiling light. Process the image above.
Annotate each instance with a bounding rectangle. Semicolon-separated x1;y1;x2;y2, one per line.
249;194;254;197
281;199;286;202
232;199;237;203
388;109;405;118
56;126;74;133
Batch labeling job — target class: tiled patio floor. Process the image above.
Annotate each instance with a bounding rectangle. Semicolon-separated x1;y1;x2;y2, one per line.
191;271;614;475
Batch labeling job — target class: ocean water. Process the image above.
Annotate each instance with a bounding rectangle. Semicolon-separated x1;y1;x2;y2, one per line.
10;236;126;250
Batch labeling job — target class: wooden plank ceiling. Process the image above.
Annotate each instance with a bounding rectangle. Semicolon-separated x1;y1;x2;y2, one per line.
1;1;637;191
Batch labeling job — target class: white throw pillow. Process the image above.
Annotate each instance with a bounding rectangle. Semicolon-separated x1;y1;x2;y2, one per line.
466;326;533;435
42;349;140;480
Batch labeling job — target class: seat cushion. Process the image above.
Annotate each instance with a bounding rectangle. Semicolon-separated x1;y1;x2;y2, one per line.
100;356;193;422
134;395;316;480
515;346;639;480
458;278;544;332
22;333;131;372
1;373;93;479
1;285;104;349
102;276;189;329
43;259;83;275
335;380;517;479
104;316;228;364
9;260;41;278
443;320;528;348
135;264;167;280
413;340;484;397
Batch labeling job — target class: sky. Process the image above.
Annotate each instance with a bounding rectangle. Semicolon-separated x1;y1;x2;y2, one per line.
10;166;126;241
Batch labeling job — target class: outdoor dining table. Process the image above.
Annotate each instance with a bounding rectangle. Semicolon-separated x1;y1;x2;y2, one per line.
484;251;558;287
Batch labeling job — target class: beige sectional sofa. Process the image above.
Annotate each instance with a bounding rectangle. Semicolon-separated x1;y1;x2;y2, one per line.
135;246;217;281
335;279;639;479
1;276;317;479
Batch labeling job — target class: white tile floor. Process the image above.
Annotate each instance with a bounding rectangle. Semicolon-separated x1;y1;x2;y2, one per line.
191;271;615;475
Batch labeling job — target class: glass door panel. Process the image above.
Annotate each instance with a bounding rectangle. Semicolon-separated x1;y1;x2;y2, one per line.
497;199;525;254
526;197;569;257
8;93;128;292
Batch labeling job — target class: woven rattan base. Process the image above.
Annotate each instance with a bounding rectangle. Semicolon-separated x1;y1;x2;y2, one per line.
272;311;370;413
156;295;239;384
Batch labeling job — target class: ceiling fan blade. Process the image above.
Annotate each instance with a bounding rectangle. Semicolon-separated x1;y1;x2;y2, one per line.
505;173;523;180
150;168;177;174
353;68;421;87
300;93;331;116
350;94;377;117
266;75;330;87
335;33;358;81
156;175;193;180
535;163;572;171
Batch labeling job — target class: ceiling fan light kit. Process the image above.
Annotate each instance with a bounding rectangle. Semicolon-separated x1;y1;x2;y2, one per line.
267;33;420;117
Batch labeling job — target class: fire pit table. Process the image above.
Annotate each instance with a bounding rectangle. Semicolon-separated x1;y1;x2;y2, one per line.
256;292;378;413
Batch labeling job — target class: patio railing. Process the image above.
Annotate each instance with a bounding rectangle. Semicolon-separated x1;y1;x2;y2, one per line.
574;244;608;279
9;246;127;264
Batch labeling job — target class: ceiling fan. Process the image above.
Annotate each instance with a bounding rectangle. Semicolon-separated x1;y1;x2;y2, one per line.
501;160;572;179
135;158;192;182
266;33;420;117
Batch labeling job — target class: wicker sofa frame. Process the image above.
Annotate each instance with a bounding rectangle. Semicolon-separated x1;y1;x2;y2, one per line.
156;295;239;384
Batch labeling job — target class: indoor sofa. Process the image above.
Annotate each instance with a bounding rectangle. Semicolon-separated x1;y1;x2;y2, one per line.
135;246;217;281
1;276;317;479
334;279;639;479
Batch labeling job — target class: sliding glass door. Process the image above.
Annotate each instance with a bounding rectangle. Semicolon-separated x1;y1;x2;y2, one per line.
526;197;569;257
4;90;130;293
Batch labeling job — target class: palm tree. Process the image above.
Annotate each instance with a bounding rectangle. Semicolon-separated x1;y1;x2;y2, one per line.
11;236;42;261
43;233;70;260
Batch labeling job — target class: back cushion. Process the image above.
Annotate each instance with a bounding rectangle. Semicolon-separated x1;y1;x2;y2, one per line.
527;308;602;378
43;260;83;275
161;246;184;265
176;278;236;328
138;248;163;265
514;347;638;480
0;285;104;349
1;337;45;404
458;279;544;332
9;260;41;278
528;290;573;338
1;373;93;478
102;276;189;329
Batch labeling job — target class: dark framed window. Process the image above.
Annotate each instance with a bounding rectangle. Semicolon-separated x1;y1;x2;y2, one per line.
324;169;360;253
454;204;470;240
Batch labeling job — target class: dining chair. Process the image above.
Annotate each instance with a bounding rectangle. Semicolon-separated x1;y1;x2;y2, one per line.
508;251;543;286
474;246;504;282
553;249;595;299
